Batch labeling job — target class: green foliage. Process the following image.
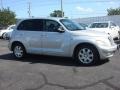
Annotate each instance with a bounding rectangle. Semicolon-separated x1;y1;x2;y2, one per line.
107;7;120;16
50;10;64;17
0;8;16;27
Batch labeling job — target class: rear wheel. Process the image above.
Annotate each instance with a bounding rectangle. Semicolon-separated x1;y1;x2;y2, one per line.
75;45;99;65
13;43;26;59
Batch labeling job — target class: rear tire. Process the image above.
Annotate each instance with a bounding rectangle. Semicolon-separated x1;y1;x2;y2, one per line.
75;45;99;65
13;43;26;59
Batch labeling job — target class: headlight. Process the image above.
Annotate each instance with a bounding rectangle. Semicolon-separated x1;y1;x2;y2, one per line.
96;39;111;47
108;36;115;45
96;38;112;47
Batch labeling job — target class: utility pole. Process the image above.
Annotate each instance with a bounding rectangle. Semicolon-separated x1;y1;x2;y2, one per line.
61;0;63;17
28;2;31;17
0;0;3;9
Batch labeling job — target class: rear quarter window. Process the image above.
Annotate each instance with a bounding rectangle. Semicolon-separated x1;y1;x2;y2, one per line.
17;19;43;31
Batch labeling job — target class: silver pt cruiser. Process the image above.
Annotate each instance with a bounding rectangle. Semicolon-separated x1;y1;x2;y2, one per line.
8;18;117;65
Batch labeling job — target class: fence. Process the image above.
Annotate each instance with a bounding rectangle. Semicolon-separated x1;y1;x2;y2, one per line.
73;15;120;26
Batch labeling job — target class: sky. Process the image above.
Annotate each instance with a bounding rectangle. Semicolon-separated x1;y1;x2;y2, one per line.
1;0;120;19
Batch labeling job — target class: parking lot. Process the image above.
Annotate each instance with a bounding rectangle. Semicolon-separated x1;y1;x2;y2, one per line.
0;39;120;90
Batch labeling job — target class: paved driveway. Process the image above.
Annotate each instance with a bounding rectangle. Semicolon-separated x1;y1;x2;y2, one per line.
0;39;120;90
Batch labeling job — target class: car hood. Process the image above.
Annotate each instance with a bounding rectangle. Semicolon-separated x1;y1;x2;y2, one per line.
70;30;108;37
87;28;109;33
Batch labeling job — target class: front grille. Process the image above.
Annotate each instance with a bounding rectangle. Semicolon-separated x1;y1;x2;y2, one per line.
113;37;119;41
114;39;120;44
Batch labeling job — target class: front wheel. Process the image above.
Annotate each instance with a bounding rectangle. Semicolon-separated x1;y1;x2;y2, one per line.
75;45;99;65
13;44;26;59
2;33;7;39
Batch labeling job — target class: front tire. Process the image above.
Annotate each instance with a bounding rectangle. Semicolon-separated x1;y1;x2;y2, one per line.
13;44;26;59
75;45;99;65
2;33;7;39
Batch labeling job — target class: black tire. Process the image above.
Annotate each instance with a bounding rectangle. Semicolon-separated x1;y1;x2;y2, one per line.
13;43;26;59
2;33;7;39
3;33;9;40
75;45;99;65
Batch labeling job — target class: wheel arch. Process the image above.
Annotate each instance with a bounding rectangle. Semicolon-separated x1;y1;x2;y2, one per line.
73;42;100;58
11;41;26;51
2;32;6;38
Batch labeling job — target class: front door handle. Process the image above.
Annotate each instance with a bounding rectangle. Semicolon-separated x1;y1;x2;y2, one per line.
41;35;47;37
20;34;23;36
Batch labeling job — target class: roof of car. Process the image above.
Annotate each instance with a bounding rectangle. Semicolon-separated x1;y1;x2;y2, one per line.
16;17;68;27
20;17;66;22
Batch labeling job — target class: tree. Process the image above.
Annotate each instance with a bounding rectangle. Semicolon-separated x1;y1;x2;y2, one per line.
50;10;64;17
107;7;120;16
0;8;16;27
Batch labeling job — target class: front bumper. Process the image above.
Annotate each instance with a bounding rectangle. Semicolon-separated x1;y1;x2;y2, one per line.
98;44;117;59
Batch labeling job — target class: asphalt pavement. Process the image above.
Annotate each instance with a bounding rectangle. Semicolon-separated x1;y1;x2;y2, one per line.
0;39;120;90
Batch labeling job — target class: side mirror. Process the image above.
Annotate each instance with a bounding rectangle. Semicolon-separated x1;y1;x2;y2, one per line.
58;26;65;33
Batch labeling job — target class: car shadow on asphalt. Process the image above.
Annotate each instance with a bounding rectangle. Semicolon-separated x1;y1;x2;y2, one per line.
0;53;109;67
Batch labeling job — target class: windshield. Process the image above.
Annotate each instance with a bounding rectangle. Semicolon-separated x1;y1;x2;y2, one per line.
10;26;15;29
90;23;108;28
60;19;85;31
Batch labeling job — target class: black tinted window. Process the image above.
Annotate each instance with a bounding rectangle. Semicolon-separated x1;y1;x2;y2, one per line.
45;20;60;32
17;19;43;31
